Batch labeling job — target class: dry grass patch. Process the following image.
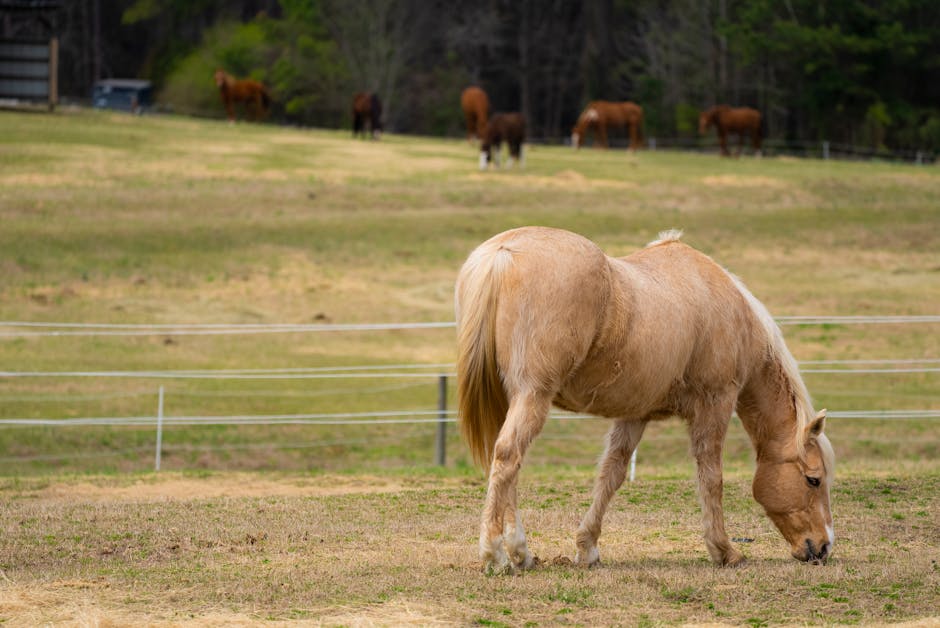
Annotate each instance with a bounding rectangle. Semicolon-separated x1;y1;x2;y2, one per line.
1;469;938;625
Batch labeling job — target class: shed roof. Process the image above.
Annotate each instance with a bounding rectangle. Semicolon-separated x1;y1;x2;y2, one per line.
94;79;152;90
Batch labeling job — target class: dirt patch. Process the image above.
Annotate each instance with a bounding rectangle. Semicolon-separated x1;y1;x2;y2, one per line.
464;170;635;190
701;174;785;188
317;601;457;626
22;473;434;504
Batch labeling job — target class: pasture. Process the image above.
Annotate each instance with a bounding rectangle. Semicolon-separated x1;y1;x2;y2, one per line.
0;109;938;625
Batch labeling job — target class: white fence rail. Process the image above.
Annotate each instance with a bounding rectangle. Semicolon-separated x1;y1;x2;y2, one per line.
1;316;937;472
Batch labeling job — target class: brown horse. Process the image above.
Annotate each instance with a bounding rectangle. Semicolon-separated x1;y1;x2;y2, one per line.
479;113;526;170
352;92;383;139
456;227;834;574
461;86;490;143
214;70;270;122
571;101;643;150
699;105;762;157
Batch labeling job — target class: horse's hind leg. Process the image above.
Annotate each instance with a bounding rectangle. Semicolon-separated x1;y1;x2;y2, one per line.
480;390;551;574
688;395;744;566
575;419;647;566
502;481;534;569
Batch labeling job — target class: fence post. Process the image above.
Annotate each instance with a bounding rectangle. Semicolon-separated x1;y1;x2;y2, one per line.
629;448;637;482
155;385;164;471
649;137;656;151
822;141;829;160
435;375;447;466
916;151;923;165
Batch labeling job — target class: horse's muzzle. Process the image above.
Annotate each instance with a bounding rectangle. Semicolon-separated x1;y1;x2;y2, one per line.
795;539;830;565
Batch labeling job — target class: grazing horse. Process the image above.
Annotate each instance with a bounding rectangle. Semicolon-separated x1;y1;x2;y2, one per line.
479;113;526;170
352;92;383;139
214;70;270;122
571;101;643;150
699;105;762;157
456;227;834;574
461;86;490;143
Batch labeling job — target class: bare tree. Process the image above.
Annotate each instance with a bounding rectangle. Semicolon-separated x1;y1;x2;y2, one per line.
321;0;429;130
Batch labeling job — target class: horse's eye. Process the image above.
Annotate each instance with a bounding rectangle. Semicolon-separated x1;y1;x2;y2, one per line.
806;476;821;488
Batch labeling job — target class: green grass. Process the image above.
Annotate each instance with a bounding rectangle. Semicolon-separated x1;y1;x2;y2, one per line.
1;108;938;476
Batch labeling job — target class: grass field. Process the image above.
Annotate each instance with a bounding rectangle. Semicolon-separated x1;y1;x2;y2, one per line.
1;109;938;625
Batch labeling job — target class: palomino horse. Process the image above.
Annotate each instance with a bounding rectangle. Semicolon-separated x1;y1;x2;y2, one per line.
352;92;383;139
699;105;762;156
214;70;270;122
456;227;834;574
461;86;490;143
571;101;643;150
479;113;526;170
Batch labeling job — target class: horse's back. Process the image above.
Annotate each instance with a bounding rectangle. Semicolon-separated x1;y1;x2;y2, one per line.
724;106;761;130
557;237;761;419
461;86;488;109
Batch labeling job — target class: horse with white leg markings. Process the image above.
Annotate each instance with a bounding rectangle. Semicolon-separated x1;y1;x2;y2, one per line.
456;227;834;574
571;101;643;150
479;113;526;171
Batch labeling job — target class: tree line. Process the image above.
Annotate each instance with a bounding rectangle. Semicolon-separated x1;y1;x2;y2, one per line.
53;0;940;152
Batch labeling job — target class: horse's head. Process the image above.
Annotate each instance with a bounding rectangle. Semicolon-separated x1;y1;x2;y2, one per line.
752;409;834;564
698;108;715;134
571;108;599;149
214;70;227;88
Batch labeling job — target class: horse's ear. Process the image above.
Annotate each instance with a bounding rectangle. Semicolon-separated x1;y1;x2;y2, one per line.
806;409;827;438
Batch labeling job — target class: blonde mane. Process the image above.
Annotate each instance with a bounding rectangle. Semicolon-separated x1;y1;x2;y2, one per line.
647;229;684;247
729;274;815;458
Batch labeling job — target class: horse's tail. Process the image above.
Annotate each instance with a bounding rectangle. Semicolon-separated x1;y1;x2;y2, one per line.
455;243;511;469
260;86;271;112
635;106;645;146
369;93;383;132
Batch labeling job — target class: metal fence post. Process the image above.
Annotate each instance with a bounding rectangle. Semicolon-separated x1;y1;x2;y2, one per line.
823;141;830;160
435;375;447;466
629;448;637;482
155;385;164;471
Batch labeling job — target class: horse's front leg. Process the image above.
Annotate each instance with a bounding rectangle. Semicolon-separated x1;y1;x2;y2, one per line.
480;391;550;574
689;401;744;566
575;420;647;566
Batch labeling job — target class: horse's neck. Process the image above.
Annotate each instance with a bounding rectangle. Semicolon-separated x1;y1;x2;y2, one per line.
737;356;799;460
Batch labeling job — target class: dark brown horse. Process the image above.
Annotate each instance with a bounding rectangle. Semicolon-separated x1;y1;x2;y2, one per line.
480;113;526;170
571;101;643;151
352;92;383;139
214;70;270;122
699;105;762;157
461;86;490;143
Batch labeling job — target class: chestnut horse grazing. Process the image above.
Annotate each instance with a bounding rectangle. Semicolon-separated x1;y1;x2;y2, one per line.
479;113;526;170
352;92;383;139
461;86;490;143
699;105;762;157
571;101;643;150
214;70;270;122
456;227;834;574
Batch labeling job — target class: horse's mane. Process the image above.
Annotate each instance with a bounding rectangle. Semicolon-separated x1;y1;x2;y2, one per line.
646;229;683;246
649;229;815;458
728;274;815;459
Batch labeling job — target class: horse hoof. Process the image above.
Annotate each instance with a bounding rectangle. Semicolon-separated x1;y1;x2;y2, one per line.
721;551;747;568
511;552;537;571
483;559;515;576
574;545;600;567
